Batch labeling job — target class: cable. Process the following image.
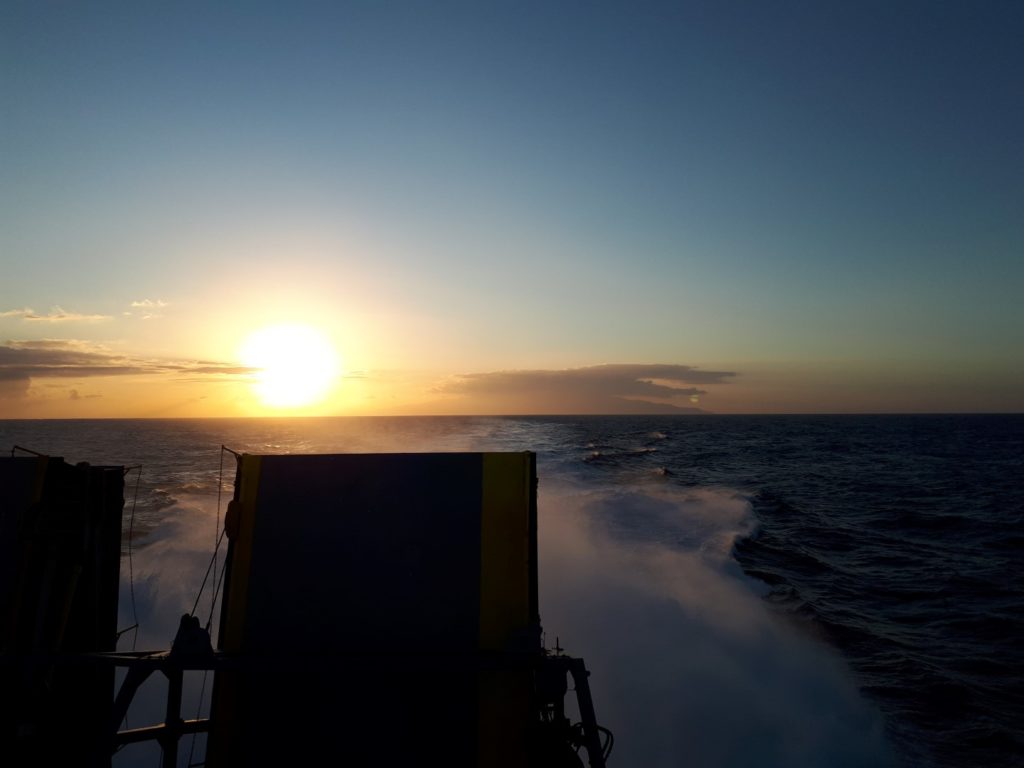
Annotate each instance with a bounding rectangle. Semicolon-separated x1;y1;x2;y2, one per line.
112;465;144;739
11;444;47;457
598;725;615;760
126;467;142;652
207;556;228;632
186;445;236;767
211;447;224;627
190;447;235;620
207;448;236;630
186;668;210;768
190;529;227;619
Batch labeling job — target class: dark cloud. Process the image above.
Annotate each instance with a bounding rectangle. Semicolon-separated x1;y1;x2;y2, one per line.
68;389;101;401
441;364;734;397
436;364;737;414
0;341;144;381
0;340;256;399
185;366;256;375
0;307;112;323
0;377;30;399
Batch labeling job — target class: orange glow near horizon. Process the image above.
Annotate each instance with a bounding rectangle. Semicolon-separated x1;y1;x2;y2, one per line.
239;324;341;409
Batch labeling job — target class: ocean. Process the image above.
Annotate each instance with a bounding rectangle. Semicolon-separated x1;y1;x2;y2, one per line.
2;415;1021;767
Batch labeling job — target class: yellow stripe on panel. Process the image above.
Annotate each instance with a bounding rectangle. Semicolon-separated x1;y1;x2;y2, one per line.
478;669;532;768
479;452;531;651
479;453;534;768
6;458;52;651
208;455;262;767
220;454;262;652
30;456;49;505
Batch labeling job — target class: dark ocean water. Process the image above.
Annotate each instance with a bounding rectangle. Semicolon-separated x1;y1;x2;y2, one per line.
2;415;1021;767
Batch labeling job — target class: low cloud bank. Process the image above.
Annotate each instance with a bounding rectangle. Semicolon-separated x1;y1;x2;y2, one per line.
539;482;894;767
0;306;112;323
437;363;738;413
0;340;254;399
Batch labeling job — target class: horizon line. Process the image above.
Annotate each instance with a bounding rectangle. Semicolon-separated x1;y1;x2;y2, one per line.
1;411;1021;422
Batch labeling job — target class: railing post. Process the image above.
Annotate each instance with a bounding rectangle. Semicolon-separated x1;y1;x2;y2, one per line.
568;658;606;768
163;666;183;767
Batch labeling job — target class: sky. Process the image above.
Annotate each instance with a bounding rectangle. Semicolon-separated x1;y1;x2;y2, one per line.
2;1;1022;417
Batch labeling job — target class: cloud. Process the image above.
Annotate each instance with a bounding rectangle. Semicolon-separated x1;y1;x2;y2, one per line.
0;340;144;381
185;366;256;375
127;299;169;320
0;306;113;323
435;363;737;414
0;340;256;399
0;377;30;399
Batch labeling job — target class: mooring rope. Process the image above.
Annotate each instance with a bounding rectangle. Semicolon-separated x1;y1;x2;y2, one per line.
186;445;236;767
113;465;144;743
188;446;233;619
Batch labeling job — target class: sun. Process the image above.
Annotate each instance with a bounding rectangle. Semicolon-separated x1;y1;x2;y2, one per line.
240;324;341;408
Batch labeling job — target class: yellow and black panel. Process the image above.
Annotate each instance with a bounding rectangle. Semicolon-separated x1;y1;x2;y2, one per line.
0;456;50;642
0;455;124;762
209;452;538;767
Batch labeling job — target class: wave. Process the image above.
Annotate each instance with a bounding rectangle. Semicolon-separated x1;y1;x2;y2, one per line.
113;477;893;768
538;479;893;767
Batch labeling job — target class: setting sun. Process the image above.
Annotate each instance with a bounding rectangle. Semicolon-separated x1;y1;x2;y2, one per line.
240;324;341;408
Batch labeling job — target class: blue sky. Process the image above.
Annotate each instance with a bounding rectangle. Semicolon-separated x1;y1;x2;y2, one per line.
2;1;1022;415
